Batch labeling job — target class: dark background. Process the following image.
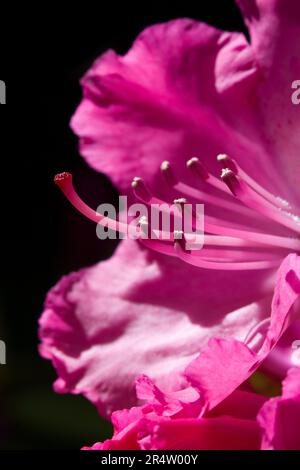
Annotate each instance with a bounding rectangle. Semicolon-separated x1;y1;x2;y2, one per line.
0;2;246;449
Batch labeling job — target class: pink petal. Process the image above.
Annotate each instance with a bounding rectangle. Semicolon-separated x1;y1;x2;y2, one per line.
71;18;288;197
135;374;202;418
263;319;300;379
208;389;267;421
83;418;143;450
257;367;300;449
140;416;261;450
39;239;272;416
185;254;300;411
236;0;300;204
111;406;145;434
82;373;264;450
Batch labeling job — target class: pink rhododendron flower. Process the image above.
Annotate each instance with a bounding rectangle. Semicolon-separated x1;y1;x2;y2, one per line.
82;255;300;449
39;0;300;426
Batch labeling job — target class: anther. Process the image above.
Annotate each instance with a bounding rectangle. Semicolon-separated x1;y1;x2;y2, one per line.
174;230;184;240
186;157;209;180
131;177;152;203
217;154;238;174
160;161;178;187
174;230;190;254
221;168;241;196
138;215;149;237
173;198;187;205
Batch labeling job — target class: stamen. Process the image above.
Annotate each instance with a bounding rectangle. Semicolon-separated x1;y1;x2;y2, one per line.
131;177;152;203
137;215;173;242
218;153;292;210
174;239;280;271
203;235;263;248
55;173;176;244
204;214;300;251
220;168;241;197
221;169;300;234
174;230;184;240
173;198;187;205
138;215;149;237
138;215;148;226
55;147;299;273
192;248;282;262
186;158;277;227
140;237;175;257
187;156;228;193
186;157;209;181
131;178;183;225
130;177;300;251
217;154;238;173
161;161;257;218
160;161;178;186
140;235;283;264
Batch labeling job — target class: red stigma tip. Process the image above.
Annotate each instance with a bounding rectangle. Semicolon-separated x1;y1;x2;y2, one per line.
54;172;73;186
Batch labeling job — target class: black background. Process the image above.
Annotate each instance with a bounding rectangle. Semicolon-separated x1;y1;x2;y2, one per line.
0;2;246;449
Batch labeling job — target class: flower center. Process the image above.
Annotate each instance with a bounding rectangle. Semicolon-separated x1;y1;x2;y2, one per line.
54;153;300;271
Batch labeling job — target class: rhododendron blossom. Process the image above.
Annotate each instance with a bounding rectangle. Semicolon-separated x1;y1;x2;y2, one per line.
39;0;300;449
82;254;300;449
